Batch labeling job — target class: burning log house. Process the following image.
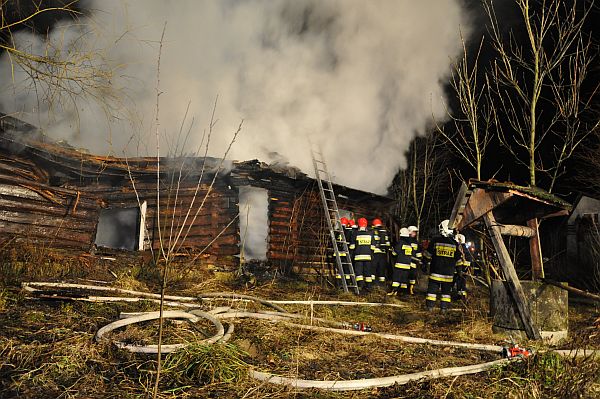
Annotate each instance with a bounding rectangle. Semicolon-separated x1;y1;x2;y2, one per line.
0;115;395;277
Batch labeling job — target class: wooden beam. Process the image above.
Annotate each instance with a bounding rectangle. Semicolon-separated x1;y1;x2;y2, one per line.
458;188;512;230
483;212;542;340
527;218;544;280
541;209;570;219
448;182;469;230
496;224;536;238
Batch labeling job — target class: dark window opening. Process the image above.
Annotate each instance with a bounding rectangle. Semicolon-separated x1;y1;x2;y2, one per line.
95;207;140;251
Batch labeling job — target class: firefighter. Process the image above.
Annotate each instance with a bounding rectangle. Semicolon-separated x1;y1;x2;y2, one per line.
454;233;470;299
334;217;352;285
371;218;390;285
353;217;375;291
388;227;412;296
423;220;461;312
407;225;422;295
347;219;358;261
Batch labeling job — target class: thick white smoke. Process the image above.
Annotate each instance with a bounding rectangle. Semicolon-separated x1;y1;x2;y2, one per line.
238;186;269;261
0;0;468;194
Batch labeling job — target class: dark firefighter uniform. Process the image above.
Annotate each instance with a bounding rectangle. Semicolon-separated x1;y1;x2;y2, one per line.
471;248;482;276
390;236;412;293
334;229;351;282
353;228;375;288
454;243;472;298
347;221;358;260
424;235;462;310
372;226;391;283
408;236;422;294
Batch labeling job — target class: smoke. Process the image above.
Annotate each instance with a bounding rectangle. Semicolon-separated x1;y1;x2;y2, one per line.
0;0;468;194
95;207;139;250
238;186;269;261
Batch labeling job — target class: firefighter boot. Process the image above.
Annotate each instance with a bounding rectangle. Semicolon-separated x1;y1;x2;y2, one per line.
426;301;436;312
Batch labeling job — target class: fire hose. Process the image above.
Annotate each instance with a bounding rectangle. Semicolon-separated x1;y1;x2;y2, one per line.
22;282;599;391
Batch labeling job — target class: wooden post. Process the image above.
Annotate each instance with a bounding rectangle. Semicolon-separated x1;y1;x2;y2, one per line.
527;218;544;280
483;212;542;340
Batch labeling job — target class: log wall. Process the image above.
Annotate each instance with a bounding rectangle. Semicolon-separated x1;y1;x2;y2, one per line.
0;125;395;275
0;150;240;269
267;182;390;278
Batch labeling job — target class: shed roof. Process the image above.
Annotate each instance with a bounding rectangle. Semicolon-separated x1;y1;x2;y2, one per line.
451;179;572;230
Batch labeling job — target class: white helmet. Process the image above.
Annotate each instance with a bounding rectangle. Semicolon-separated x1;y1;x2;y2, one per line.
439;219;452;237
407;225;418;233
399;227;410;237
455;233;466;244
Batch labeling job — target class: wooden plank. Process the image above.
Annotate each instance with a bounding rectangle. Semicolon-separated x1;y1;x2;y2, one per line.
458;188;512;230
483;212;541;340
527;218;544;280
448;181;469;230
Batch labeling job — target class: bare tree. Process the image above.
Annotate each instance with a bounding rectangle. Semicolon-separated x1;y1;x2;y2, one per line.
486;0;597;190
0;1;117;130
392;132;448;236
436;33;494;181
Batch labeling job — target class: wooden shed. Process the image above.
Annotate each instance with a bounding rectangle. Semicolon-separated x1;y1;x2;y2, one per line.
0;114;395;277
450;180;572;340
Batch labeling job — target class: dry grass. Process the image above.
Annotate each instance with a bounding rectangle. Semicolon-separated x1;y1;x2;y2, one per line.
0;252;599;398
0;289;8;312
162;343;249;385
232;319;496;381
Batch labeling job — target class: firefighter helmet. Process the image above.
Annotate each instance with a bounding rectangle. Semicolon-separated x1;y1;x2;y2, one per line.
349;219;357;227
358;218;368;228
439;219;453;237
340;217;349;226
400;227;410;237
407;225;418;233
372;218;382;227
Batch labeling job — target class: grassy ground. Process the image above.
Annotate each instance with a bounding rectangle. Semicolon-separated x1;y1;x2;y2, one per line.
0;247;599;398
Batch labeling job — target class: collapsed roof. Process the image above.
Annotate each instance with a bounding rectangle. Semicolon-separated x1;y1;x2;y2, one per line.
0;113;394;206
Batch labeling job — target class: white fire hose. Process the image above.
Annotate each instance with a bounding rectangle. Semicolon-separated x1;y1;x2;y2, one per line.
23;282;599;391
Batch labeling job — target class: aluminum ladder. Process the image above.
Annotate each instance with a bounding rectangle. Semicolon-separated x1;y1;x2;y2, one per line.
310;145;359;294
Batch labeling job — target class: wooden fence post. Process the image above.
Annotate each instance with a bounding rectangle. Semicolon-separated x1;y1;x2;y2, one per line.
527;218;544;280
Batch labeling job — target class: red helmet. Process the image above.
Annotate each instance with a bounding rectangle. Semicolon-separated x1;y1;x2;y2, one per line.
340;217;349;226
349;219;357;227
358;218;368;228
372;218;382;227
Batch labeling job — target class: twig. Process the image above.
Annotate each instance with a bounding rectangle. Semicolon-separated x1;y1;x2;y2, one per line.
152;22;168;399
